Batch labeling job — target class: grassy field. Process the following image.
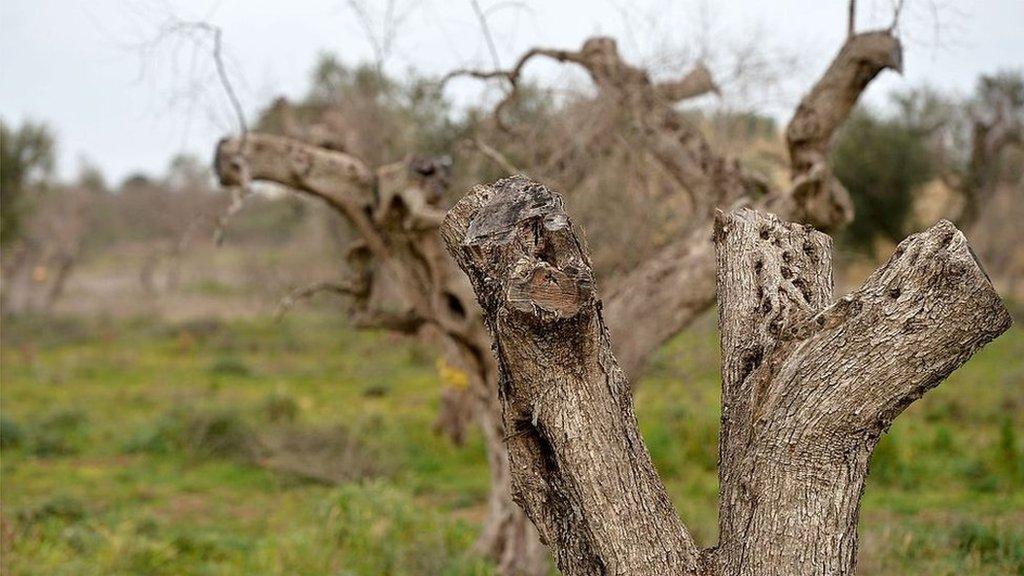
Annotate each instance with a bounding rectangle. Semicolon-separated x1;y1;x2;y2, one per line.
1;311;1022;575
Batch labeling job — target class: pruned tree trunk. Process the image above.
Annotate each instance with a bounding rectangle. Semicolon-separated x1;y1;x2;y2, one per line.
442;176;1011;576
216;12;910;573
711;208;1010;574
443;177;701;575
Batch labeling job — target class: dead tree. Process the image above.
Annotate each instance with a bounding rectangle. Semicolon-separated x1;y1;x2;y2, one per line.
442;176;1010;576
215;8;907;572
959;73;1023;227
213;135;554;573
448;28;903;378
213;43;721;574
1;186;93;315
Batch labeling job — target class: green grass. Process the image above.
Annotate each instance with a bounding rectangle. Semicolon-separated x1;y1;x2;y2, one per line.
1;312;1022;575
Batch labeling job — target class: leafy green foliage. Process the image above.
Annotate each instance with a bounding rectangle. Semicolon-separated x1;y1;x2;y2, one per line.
0;415;26;448
832;108;936;252
0;119;55;245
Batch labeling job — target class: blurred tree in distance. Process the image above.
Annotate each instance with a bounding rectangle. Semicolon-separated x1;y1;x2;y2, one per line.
833;106;936;253
1;119;56;246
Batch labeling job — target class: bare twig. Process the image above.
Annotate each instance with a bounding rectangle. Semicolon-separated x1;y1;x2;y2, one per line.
462;137;521;175
890;0;906;32
274;279;366;320
439;47;581;131
848;0;857;38
162;20;248;137
153;19;253;245
344;0;415;77
470;0;502;70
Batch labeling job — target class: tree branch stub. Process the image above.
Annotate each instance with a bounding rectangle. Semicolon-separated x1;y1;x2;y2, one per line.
442;176;701;576
713;208;1011;576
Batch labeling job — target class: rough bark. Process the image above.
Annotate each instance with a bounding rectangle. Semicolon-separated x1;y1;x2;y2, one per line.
711;208;1011;575
444;176;1011;575
442;176;700;576
215;23;903;573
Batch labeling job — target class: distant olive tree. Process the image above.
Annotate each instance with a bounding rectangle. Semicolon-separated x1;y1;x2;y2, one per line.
832;107;935;252
1;119;55;246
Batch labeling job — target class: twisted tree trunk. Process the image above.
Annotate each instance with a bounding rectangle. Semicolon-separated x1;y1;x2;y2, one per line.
216;16;907;574
442;176;1011;576
214;133;549;574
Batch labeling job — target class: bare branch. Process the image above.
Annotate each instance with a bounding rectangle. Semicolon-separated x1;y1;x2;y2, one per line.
274;279;367;320
783;29;903;230
158;20;248;137
137;18;252;245
469;0;502;70
461;137;521;175
848;0;857;37
890;0;906;32
654;63;720;102
344;0;415;76
214;133;385;255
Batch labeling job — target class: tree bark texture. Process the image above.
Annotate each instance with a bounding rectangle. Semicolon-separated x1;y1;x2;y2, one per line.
442;176;701;576
217;24;906;575
442;176;1011;576
494;30;904;379
712;208;1010;575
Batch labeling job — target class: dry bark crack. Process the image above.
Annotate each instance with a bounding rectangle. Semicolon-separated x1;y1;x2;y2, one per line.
443;176;1011;576
216;12;927;574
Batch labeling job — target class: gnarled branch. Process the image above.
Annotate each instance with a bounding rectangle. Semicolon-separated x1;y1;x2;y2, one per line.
441;38;719;133
606;29;902;378
783;30;902;230
214;130;544;574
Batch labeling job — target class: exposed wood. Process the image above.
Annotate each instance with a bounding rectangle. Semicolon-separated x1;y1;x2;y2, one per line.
442;176;701;576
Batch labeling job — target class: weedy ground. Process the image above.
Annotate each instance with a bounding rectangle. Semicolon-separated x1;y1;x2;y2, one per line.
1;310;1022;575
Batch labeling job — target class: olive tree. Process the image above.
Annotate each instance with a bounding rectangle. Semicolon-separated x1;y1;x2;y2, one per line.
441;175;1010;576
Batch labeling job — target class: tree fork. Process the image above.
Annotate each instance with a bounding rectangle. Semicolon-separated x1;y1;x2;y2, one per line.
443;176;1011;576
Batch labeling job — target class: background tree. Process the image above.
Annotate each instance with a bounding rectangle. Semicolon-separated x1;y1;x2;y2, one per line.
833;71;1023;288
832;106;936;253
0;119;55;246
213;9;906;571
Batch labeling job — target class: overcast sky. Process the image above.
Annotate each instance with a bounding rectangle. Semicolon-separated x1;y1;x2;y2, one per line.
1;0;1021;184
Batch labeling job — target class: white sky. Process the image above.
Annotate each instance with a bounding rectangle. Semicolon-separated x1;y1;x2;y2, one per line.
1;0;1021;184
